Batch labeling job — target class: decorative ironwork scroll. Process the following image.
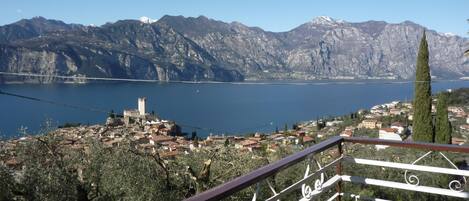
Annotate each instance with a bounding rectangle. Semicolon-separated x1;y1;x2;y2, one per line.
404;151;467;192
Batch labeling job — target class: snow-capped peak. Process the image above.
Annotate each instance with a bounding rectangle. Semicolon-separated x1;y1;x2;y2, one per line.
139;16;158;24
443;32;456;37
311;16;345;25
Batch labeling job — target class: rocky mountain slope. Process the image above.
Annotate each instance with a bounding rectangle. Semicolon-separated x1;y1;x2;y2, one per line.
0;15;468;83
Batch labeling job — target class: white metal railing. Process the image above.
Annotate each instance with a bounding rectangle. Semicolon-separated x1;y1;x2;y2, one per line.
184;137;469;201
341;175;469;199
263;154;469;200
265;156;343;201
262;148;469;200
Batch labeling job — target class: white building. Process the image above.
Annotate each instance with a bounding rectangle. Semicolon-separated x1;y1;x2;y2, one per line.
376;128;402;150
340;130;353;138
370;105;384;114
384;101;400;109
358;119;379;129
326;120;343;127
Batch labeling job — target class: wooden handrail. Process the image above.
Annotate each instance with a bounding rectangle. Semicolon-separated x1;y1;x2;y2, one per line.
184;136;344;201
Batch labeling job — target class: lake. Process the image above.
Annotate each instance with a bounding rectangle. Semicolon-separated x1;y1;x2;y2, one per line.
1;80;468;138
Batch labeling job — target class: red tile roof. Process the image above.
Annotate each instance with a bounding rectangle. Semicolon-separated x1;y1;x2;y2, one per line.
303;136;314;143
239;140;259;147
151;134;174;143
380;128;398;133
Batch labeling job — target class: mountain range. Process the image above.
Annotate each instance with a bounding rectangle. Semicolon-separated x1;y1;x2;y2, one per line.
0;15;468;83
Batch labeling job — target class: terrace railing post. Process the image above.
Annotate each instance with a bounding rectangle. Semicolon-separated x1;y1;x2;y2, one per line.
335;142;343;201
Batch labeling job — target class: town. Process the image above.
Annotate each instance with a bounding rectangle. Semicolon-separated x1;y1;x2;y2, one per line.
2;92;469;169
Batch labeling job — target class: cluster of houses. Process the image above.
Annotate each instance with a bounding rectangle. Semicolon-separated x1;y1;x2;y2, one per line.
335;101;410;142
448;106;467;118
302;120;341;139
367;101;412;119
204;130;315;153
445;106;469;145
3;98;469;170
340;101;469;149
0;136;32;169
64;99;469;156
448;106;469;135
0;97;324;170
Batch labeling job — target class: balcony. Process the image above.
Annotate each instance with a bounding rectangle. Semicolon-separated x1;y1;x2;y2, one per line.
184;136;469;201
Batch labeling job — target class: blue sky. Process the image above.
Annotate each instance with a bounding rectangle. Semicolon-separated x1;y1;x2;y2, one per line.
1;0;468;36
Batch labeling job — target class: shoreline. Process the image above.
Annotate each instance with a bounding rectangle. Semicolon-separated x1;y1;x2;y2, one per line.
1;78;466;86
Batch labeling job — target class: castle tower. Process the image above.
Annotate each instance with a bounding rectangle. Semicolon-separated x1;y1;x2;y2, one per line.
138;97;146;116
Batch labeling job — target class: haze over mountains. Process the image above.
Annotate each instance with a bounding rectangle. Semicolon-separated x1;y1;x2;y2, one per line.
0;15;468;83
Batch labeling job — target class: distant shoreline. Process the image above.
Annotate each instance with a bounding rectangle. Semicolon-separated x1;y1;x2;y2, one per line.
1;78;466;85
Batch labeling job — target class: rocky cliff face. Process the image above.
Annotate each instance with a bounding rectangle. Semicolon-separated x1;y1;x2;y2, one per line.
159;16;469;80
0;16;468;83
0;18;243;83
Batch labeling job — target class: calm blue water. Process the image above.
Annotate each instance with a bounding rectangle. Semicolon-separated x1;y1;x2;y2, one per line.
1;80;468;138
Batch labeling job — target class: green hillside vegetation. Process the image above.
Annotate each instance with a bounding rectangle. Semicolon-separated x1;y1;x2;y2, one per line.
1;131;468;201
447;88;469;106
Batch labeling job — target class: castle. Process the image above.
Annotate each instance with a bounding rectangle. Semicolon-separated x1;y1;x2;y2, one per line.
107;97;181;136
123;97;156;125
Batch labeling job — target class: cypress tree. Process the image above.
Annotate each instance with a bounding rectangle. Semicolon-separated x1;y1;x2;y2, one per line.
193;137;199;148
108;110;115;118
435;92;452;144
191;131;197;140
412;31;434;142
